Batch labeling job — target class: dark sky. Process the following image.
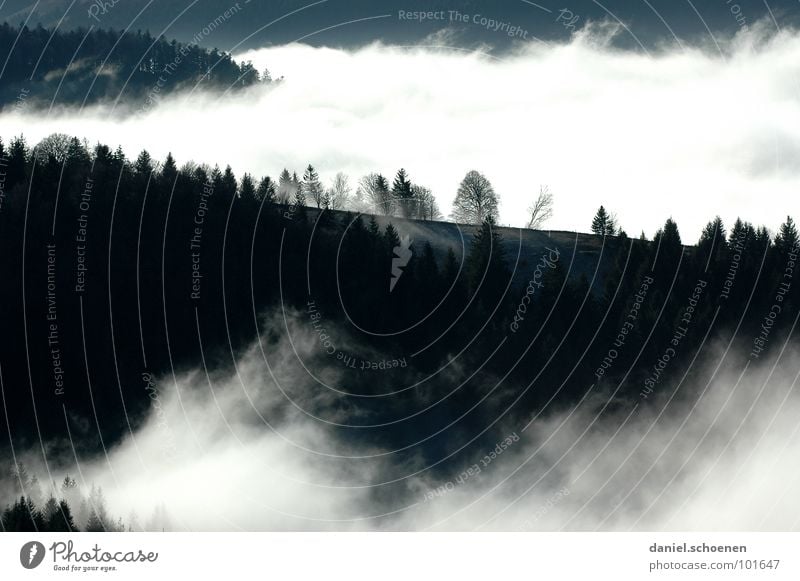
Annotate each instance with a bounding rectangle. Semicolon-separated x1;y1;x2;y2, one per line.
1;0;799;52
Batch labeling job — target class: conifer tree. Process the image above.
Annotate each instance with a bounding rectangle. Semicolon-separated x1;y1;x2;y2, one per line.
302;164;324;208
775;216;798;257
278;168;294;204
239;173;256;200
591;206;617;236
392;168;413;217
85;485;109;532
257;176;276;204
160;152;178;186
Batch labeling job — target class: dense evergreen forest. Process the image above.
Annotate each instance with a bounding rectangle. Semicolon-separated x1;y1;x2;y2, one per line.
0;23;267;109
0;132;797;531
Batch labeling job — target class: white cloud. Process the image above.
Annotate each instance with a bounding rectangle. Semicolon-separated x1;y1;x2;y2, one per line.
21;309;800;532
2;22;798;239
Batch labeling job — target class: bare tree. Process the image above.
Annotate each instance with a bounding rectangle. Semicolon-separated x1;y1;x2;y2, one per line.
34;133;71;163
450;170;499;224
348;186;371;214
411;185;441;221
527;185;554;229
327;172;351;211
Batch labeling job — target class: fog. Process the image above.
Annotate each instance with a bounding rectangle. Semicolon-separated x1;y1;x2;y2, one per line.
3;18;800;531
1;20;799;239
6;305;798;531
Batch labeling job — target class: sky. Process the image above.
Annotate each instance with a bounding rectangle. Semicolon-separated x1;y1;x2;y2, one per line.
2;0;799;52
2;19;798;239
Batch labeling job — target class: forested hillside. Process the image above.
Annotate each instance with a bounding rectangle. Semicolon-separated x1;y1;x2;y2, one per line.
0;23;267;109
0;132;797;531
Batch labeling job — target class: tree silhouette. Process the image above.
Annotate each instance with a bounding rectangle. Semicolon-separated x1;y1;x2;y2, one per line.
85;486;109;532
775;216;798;257
327;172;351;210
2;496;43;532
527;186;554;229
277;168;296;204
257;176;277;204
392;168;414;217
451;170;499;224
239;173;257;201
591;205;617;236
359;173;393;215
0;22;269;109
44;499;77;532
302;164;324;208
410;185;440;220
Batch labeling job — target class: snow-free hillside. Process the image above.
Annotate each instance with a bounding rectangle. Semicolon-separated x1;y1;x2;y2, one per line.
307;208;620;290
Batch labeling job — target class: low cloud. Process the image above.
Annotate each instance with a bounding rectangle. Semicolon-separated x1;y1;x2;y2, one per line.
0;20;797;240
8;308;798;531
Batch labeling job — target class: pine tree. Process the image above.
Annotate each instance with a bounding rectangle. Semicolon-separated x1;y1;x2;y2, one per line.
368;216;380;238
465;218;508;297
291;171;301;200
753;226;771;255
392;168;413;217
221;165;238;198
43;496;60;523
7;136;28;188
302;164;324;208
134;150;154;176
2;496;43;531
239;173;256;200
277;168;294;204
775;216;798;257
85;485;109;532
44;499;77;532
697;216;727;270
256;176;276;204
66;136;91;167
293;188;306;208
160;152;178;185
591;206;617;236
384;223;401;253
9;464;34;499
374;174;391;215
211;165;223;192
651;217;683;276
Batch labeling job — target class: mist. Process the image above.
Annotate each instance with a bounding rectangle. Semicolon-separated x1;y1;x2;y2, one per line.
1;20;799;239
5;304;797;532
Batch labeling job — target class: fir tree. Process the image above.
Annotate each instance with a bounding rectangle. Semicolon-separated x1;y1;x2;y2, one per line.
256;176;276;204
85;485;109;532
775;216;799;257
591;206;617;236
392;168;413;217
302;164;324;208
239;173;256;200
